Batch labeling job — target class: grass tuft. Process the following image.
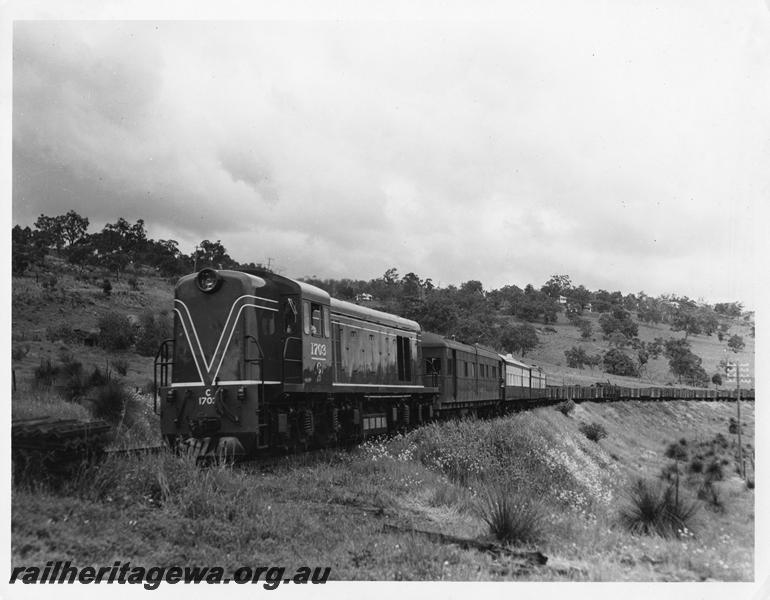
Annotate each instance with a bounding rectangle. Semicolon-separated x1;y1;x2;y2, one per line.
475;481;545;545
579;421;607;442
619;478;699;538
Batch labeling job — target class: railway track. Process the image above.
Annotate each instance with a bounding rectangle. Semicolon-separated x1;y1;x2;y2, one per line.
13;393;753;478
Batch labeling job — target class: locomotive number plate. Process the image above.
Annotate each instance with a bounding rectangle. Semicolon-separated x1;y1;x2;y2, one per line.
311;342;327;360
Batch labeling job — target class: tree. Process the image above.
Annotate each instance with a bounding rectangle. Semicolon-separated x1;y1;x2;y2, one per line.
383;267;399;285
714;302;742;317
565;346;589;369
598;307;638;339
727;335;745;353
59;210;89;247
711;373;722;387
602;348;639;377
12;225;48;275
670;308;702;339
501;323;539;357
567;285;592;311
540;274;572;299
196;239;236;269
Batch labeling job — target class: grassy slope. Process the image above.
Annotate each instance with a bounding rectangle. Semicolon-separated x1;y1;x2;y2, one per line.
12;259;755;401
12;260;174;393
522;310;755;389
12;401;754;582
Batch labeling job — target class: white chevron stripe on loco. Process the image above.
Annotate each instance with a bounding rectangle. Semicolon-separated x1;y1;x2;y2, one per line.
173;295;279;385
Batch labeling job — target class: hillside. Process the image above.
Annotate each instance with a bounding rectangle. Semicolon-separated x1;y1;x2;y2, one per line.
11;400;754;581
11;257;755;406
524;310;755;389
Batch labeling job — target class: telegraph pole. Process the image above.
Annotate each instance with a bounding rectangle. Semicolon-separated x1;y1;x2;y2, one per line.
736;363;743;478
726;356;751;479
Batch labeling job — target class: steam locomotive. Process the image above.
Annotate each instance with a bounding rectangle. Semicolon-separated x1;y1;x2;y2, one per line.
154;268;752;457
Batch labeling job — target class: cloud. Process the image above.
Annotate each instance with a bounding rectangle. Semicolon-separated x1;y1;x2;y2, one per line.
11;14;769;305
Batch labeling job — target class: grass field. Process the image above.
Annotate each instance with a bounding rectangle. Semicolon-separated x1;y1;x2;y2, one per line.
11;401;754;582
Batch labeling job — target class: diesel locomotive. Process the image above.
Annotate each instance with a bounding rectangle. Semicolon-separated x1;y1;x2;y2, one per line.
155;268;754;457
154;268;437;456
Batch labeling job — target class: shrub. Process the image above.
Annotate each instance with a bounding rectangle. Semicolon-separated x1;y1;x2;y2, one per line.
90;380;132;425
689;458;704;474
697;481;724;513
11;345;30;361
127;277;139;291
33;358;59;387
45;322;76;344
579;422;607;442
475;482;544;545
564;346;589;369
705;460;724;482
102;278;112;296
89;365;111;387
135;311;172;357
112;358;129;376
97;311;136;351
557;399;576;416
664;441;688;461
620;478;699;538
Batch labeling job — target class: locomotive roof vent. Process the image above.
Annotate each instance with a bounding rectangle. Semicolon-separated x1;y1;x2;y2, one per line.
196;268;222;293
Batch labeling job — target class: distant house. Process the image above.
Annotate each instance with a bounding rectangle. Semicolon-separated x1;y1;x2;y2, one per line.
584;302;592;313
558;295;568;305
355;293;373;303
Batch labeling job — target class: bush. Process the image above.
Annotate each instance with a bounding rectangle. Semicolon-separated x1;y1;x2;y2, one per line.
664;441;688;461
705;460;724;482
33;358;59;387
89;365;111;387
112;358;129;376
11;345;30;361
90;380;132;425
97;311;136;351
556;400;576;416
620;478;699;538
102;278;112;296
689;458;704;474
475;482;544;545
697;481;724;513
45;322;76;344
135;311;172;357
579;422;607;442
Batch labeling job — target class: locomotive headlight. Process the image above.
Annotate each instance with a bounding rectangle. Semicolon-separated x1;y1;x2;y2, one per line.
197;268;221;293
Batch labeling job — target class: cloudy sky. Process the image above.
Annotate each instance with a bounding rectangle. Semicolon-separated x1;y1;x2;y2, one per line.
9;3;770;307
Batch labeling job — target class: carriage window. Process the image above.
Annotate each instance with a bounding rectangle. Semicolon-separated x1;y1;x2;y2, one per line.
425;357;441;375
447;358;453;375
323;307;330;338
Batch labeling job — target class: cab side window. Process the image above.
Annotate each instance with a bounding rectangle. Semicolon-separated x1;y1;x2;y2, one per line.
302;300;327;337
